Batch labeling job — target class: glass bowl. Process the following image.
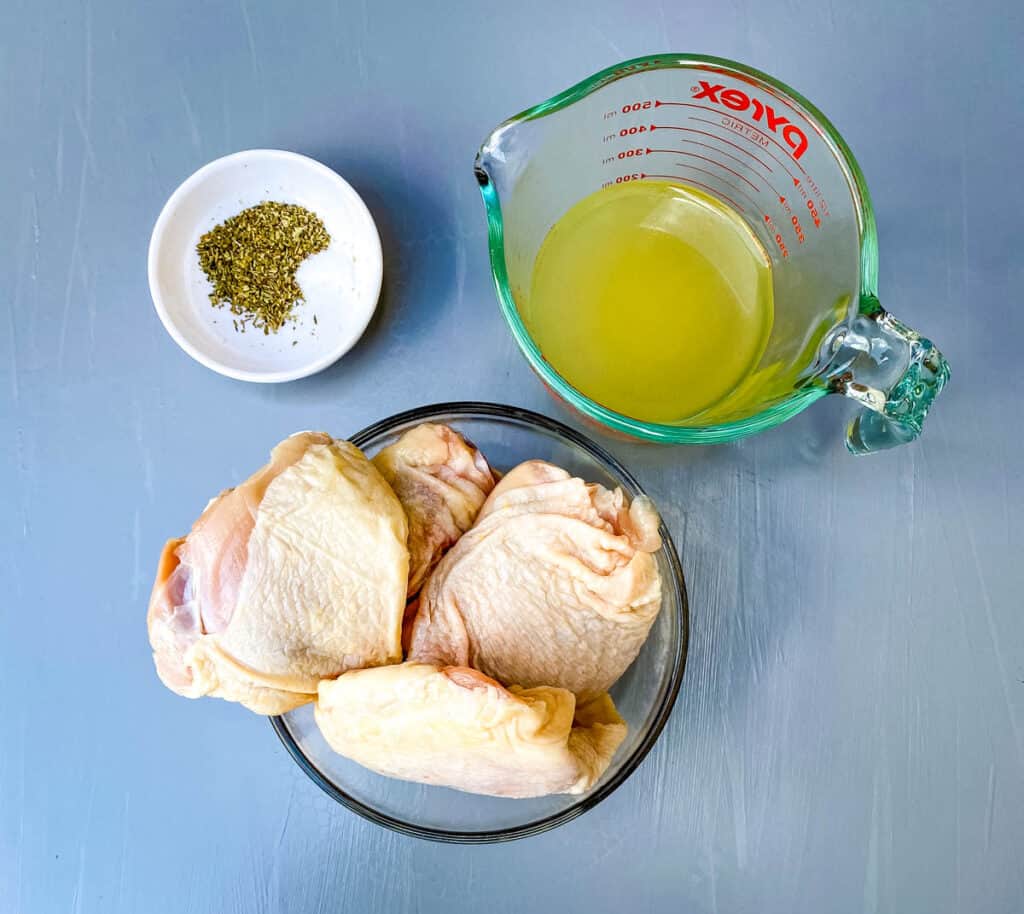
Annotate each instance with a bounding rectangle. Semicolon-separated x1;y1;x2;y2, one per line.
271;402;689;842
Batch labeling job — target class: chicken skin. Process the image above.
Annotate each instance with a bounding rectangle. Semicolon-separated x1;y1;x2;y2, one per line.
315;661;627;797
408;460;662;698
147;433;408;714
372;423;496;597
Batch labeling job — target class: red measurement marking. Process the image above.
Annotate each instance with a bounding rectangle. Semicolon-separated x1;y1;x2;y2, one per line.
651;103;808;173
762;179;783;201
762;213;789;258
651;124;794;199
648;141;762;179
664;150;761;192
643;174;746;215
801;177;828;216
791;213;806;243
791;176;825;219
805;197;822;228
690;117;798;181
670;162;762;212
648;125;773;172
718;115;808;176
649;143;786;201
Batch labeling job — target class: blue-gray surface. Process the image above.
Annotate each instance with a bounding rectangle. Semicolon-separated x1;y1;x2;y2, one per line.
2;0;1022;912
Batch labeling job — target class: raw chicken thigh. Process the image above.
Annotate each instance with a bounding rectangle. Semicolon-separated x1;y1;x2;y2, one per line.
372;423;496;596
147;433;409;714
315;662;627;797
408;460;662;697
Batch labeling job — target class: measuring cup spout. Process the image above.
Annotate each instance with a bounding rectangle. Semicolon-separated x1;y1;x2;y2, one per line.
825;299;950;454
474;122;519;193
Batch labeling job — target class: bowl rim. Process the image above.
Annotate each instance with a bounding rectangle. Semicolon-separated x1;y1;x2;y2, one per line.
270;401;689;843
147;148;384;384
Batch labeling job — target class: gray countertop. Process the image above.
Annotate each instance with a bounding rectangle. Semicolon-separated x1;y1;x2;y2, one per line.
2;1;1022;912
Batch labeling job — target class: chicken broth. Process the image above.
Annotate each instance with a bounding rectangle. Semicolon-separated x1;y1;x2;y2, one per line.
523;181;774;424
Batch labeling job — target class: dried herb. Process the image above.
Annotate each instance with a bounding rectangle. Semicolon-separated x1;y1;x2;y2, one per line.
197;201;330;334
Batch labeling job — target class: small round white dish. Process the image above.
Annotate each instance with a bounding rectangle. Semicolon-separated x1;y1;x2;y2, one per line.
148;150;383;383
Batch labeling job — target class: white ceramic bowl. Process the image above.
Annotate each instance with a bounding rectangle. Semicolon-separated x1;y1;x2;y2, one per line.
148;150;383;382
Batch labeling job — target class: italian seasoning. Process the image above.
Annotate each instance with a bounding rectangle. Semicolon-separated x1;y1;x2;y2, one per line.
197;201;330;334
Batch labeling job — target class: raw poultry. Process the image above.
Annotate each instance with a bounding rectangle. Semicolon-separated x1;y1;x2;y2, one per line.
147;425;663;798
315;661;627;798
407;459;662;697
372;422;496;597
147;432;409;713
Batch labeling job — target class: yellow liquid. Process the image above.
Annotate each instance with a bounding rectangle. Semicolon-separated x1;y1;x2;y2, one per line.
524;181;774;423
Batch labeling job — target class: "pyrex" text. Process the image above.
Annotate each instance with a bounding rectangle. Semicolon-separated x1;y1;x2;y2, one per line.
692;81;809;160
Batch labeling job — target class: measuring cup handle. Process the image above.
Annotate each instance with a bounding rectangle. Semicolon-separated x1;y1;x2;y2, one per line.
827;300;950;455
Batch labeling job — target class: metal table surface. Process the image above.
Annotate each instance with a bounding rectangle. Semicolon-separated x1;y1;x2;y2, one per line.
2;1;1021;912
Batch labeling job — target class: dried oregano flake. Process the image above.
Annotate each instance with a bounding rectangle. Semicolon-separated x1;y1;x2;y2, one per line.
197;201;330;334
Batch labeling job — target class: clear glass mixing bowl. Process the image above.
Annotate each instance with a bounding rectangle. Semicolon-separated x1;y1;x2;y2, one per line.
271;403;689;843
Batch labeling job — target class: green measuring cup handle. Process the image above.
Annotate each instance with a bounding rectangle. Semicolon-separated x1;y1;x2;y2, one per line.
827;300;950;455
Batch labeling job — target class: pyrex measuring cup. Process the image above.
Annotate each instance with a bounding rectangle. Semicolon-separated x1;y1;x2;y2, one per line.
475;54;949;454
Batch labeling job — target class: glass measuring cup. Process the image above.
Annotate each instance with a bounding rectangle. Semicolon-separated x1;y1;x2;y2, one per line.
475;54;949;454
